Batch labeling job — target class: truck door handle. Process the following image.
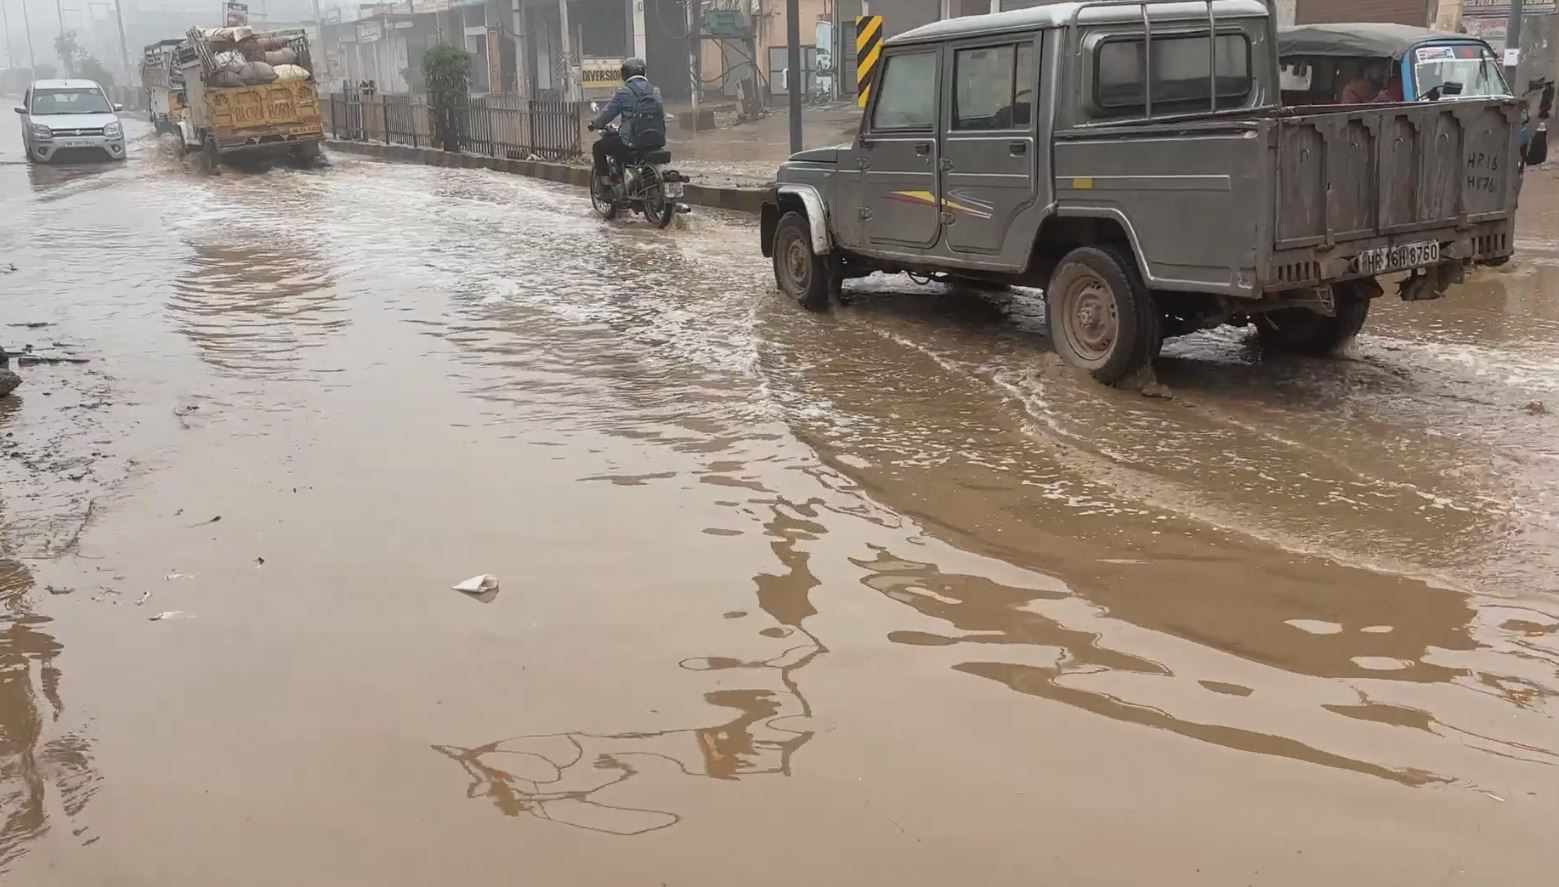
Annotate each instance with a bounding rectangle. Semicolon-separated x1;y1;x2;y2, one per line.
1009;142;1027;155
915;143;931;156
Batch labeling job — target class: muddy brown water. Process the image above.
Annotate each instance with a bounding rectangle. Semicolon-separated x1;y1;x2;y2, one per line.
1;116;1555;885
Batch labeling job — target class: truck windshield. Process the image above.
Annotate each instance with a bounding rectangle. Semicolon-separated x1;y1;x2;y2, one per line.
1413;44;1509;99
31;88;113;114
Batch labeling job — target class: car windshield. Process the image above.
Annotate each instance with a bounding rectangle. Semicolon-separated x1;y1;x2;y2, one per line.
30;88;113;115
1413;44;1509;99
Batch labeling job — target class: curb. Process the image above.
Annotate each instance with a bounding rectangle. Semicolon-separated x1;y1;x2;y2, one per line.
324;140;768;215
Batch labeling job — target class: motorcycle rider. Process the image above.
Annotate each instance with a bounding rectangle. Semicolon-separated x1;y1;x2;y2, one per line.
588;57;667;193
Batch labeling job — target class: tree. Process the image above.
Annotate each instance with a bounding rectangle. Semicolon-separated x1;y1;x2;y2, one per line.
421;43;471;152
49;30;113;86
79;56;115;87
421;43;471;105
53;31;82;76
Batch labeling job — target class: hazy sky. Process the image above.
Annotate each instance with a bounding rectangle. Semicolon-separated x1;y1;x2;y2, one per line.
2;0;355;72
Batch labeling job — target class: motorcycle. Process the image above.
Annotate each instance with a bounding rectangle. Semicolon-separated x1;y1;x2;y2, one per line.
587;114;687;229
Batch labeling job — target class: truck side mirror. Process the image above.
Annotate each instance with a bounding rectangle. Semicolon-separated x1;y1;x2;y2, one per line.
12;106;24;114
113;103;124;111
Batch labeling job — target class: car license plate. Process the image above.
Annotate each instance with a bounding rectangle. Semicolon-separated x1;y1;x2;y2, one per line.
60;139;93;148
1352;240;1440;275
664;181;684;199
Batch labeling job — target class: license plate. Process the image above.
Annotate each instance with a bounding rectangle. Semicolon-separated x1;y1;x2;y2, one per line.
60;139;94;147
664;181;684;198
1352;240;1440;275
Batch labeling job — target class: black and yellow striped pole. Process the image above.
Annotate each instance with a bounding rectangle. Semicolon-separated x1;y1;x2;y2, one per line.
855;15;884;108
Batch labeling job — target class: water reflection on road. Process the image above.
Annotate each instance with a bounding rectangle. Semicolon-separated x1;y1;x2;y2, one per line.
0;114;1555;884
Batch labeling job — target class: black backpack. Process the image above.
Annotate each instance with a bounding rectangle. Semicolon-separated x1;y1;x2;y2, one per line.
626;81;667;149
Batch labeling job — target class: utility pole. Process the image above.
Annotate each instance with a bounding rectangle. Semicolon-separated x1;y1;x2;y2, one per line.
687;0;700;120
112;0;130;83
55;0;69;75
1504;0;1525;92
2;0;16;70
786;0;801;152
20;0;36;69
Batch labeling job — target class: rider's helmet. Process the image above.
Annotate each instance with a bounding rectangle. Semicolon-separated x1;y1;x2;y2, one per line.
621;57;648;81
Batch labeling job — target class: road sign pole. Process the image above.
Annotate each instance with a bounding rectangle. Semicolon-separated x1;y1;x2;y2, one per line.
1505;0;1525;89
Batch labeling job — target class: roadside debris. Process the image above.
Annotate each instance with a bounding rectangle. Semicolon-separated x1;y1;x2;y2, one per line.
187;515;222;528
135;591;152;606
16;354;89;366
45;584;75;596
148;610;194;621
255;556;266;566
452;574;499;594
452;574;500;601
1522;400;1547;415
0;351;18;398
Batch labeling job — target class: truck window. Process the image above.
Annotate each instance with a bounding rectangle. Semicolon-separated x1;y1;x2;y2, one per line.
953;42;1036;130
1095;31;1251;116
872;52;937;130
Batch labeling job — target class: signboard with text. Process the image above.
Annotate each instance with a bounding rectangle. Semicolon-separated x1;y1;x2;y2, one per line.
356;20;382;43
581;57;623;92
1462;0;1558;14
225;1;248;26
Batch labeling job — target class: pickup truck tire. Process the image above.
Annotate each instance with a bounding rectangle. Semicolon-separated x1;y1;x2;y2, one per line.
1046;245;1157;384
1256;290;1371;356
773;211;834;311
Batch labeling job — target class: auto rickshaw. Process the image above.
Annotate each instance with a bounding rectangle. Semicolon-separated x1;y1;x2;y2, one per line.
1278;22;1550;166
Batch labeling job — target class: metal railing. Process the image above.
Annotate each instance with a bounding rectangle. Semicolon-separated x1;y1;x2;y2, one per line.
325;92;587;161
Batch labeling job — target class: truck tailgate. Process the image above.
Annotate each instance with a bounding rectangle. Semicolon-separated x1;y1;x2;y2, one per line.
1273;100;1518;251
210;82;322;133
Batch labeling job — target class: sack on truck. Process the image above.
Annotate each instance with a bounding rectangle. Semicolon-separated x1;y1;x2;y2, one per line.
235;61;277;84
264;48;298;67
273;64;311;82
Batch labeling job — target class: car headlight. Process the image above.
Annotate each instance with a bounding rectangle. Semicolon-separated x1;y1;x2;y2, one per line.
103;121;122;138
30;124;52;140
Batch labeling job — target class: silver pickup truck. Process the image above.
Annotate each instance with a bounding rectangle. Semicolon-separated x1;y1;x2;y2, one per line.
761;0;1520;383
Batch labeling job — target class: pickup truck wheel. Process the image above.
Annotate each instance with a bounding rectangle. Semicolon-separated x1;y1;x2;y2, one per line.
1256;293;1371;356
1046;245;1156;384
773;211;834;311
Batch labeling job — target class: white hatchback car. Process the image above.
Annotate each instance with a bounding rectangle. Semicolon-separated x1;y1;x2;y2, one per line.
14;79;126;163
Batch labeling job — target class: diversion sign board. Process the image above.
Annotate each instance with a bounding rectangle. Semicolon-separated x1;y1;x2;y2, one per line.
582;58;624;92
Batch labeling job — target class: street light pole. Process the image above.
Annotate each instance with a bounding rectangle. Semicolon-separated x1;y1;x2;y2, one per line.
786;0;801;153
1504;0;1525;91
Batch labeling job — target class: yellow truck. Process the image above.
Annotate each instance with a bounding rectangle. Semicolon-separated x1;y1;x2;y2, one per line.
176;26;324;171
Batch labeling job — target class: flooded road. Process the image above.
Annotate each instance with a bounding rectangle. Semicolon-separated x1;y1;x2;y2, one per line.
1;112;1556;886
